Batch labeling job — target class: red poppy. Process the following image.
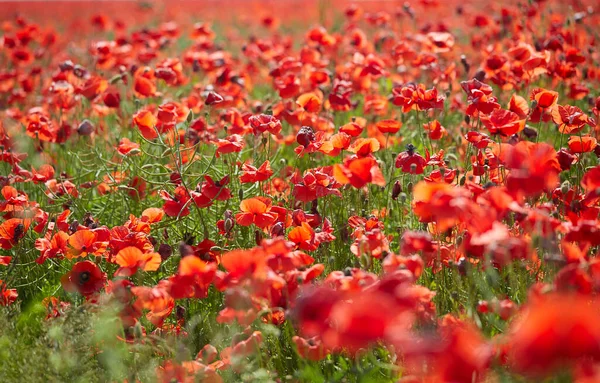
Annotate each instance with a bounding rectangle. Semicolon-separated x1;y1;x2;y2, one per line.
0;280;18;306
235;197;277;229
296;92;322;113
239;161;273;183
61;261;107;297
395;144;427;174
481;109;525;136
333;156;385;189
376;119;401;134
423;120;446;140
347;138;380;157
35;231;69;264
568;135;597;153
248;114;282;136
0;218;31;250
133;108;158;140
506;294;600;376
211;134;244;157
115;246;161;276
169;255;216;299
552;105;592;134
292;167;342;202
160;186;191;217
461;79;500;116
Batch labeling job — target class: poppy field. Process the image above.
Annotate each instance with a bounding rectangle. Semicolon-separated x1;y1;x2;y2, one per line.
2;0;600;381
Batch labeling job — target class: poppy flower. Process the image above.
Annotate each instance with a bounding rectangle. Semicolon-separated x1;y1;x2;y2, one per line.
296;92;322;113
506;294;600;376
239;161;273;183
348;138;380;157
376;119;402;134
568;135;597;153
532;88;558;109
0;217;31;250
211;134;244;157
115;246;161;276
117;138;140;156
500;141;561;197
193;175;232;208
169;256;216;299
66;228;109;258
61;261;107;297
0;280;18;306
133;108;158;140
235;197;277;229
292;168;342;202
552;105;592;134
248;114;282;136
131;283;174;327
333;156;385;189
293;336;327;361
160;186;191;217
508;94;530;118
339;121;363;137
461;79;501;116
481;109;525;136
423;120;446;140
35;231;69;264
396;144;427;174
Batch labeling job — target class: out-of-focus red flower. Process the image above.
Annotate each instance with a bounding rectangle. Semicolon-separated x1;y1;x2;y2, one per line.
333;156;385;189
506;294;600;376
61;260;106;297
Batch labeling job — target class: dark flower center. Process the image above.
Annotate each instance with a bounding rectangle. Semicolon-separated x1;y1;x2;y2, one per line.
78;271;91;285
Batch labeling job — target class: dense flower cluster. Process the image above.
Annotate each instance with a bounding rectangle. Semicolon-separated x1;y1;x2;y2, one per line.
1;0;600;382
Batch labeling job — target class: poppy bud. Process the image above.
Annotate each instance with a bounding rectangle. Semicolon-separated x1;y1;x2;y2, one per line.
464;115;470;125
474;70;486;82
59;60;74;72
158;244;172;261
477;300;490;313
170;172;182;185
238;188;244;200
297;126;315;147
224;217;234;233
77;119;94;136
392;180;402;200
406;182;413;193
176;305;186;321
557;149;576;170
73;65;87;78
204;91;224;106
508;134;519;145
270;221;284;237
455;257;468;275
399;192;407;202
593;145;600;158
179;242;193;257
522;126;538;140
255;229;264;246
